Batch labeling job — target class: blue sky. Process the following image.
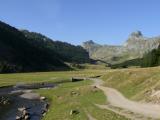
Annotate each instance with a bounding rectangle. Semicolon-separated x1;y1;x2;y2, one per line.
0;0;160;45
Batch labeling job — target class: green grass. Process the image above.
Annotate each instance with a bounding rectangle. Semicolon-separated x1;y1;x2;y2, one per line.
31;66;160;119
0;69;129;120
80;64;109;70
3;67;160;119
0;69;106;87
101;66;160;100
1;67;160;119
37;80;128;120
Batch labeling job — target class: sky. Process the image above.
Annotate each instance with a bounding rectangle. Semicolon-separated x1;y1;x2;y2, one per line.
0;0;160;45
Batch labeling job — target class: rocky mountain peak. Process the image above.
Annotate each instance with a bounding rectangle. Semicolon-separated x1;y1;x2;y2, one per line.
123;31;145;47
82;40;101;56
83;40;96;45
83;31;160;64
129;31;143;38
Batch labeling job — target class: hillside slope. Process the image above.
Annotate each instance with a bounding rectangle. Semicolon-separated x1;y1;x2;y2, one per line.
0;21;92;73
0;21;69;73
111;45;160;68
21;30;90;63
101;66;160;102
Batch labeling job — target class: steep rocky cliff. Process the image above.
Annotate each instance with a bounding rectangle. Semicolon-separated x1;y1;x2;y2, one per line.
83;31;160;64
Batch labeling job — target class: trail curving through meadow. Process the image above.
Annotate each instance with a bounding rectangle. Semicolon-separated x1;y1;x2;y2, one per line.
91;78;160;119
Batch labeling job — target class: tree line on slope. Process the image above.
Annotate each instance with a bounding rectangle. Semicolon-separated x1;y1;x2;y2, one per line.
111;45;160;69
0;21;90;73
22;30;90;63
142;45;160;67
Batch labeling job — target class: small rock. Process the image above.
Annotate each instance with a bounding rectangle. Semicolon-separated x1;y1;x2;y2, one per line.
93;86;97;88
3;100;8;105
40;96;46;100
24;115;30;120
16;116;21;120
41;109;46;114
42;108;47;114
23;110;29;116
42;112;46;116
71;91;76;94
18;107;26;112
70;91;80;96
70;109;79;115
44;103;49;109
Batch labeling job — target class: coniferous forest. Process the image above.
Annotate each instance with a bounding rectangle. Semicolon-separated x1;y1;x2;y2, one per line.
0;21;90;73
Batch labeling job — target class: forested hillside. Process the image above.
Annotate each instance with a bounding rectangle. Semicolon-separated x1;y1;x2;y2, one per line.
111;45;160;68
142;45;160;67
21;30;90;63
0;21;90;73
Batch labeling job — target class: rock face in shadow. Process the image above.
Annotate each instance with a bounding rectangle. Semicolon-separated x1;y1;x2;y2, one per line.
83;31;160;64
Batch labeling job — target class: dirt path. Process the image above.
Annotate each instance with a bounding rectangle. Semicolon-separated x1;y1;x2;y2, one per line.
86;113;97;120
91;78;160;119
95;104;148;120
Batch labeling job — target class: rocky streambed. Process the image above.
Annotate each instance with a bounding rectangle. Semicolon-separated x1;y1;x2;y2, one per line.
0;82;56;120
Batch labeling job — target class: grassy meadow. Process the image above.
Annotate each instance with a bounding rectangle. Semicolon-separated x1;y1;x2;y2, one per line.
0;66;160;119
0;69;106;87
0;69;128;120
101;66;160;101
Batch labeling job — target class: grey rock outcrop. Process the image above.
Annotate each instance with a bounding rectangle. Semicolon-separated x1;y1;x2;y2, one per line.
83;31;160;64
